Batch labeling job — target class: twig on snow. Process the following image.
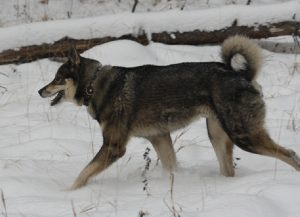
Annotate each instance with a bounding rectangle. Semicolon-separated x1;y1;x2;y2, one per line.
141;147;151;196
71;200;77;217
132;0;139;13
180;0;187;10
0;72;8;77
1;189;7;217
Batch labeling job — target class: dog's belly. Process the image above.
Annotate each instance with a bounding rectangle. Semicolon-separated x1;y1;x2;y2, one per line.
131;105;213;137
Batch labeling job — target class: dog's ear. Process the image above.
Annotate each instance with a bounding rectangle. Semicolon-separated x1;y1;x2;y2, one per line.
68;44;81;66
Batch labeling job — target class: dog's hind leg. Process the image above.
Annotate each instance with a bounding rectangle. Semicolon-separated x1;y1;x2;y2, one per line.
70;125;128;190
213;82;300;171
207;118;235;177
146;133;176;171
235;129;300;171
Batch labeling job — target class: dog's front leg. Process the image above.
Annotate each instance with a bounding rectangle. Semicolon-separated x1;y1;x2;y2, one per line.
70;126;128;190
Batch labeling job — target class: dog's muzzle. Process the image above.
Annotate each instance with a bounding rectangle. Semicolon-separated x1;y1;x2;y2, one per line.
38;86;65;106
38;87;50;98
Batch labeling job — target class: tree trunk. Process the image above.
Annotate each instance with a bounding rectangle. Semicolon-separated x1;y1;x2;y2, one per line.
0;21;299;65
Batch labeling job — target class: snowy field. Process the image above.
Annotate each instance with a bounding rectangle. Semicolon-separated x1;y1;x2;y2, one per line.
0;38;300;216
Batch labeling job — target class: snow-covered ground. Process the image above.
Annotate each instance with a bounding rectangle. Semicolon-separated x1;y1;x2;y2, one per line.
0;38;300;216
0;0;292;27
1;0;300;216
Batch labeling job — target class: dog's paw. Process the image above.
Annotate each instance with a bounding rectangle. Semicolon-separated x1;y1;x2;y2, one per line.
67;178;88;191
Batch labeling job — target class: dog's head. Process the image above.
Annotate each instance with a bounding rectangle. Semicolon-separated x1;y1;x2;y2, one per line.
38;45;100;106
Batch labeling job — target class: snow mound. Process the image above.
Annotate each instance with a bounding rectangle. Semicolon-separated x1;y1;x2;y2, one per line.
82;40;159;66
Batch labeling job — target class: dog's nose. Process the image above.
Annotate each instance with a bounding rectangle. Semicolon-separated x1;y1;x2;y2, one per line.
38;88;43;97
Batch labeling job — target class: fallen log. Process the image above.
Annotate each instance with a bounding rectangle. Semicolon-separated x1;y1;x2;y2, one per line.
0;21;299;65
1;0;300;65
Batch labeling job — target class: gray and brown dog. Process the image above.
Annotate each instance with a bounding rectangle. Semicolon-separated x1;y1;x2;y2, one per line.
39;36;300;190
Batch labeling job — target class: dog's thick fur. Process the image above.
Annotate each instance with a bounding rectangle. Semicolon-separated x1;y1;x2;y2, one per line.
39;36;300;189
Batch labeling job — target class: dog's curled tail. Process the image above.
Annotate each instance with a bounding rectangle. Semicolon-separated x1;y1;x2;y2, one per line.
221;35;262;81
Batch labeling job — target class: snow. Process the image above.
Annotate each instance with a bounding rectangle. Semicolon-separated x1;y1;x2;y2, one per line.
0;0;292;28
0;1;299;52
0;38;300;216
1;0;300;216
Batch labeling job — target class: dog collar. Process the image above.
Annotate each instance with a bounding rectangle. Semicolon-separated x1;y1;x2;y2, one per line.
83;65;102;106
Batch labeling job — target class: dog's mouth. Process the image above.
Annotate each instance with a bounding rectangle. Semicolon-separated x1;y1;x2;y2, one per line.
50;90;64;106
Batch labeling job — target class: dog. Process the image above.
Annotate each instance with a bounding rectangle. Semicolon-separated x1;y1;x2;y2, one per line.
38;35;300;189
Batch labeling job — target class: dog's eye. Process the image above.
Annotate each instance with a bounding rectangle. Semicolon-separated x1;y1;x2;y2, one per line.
55;77;62;83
